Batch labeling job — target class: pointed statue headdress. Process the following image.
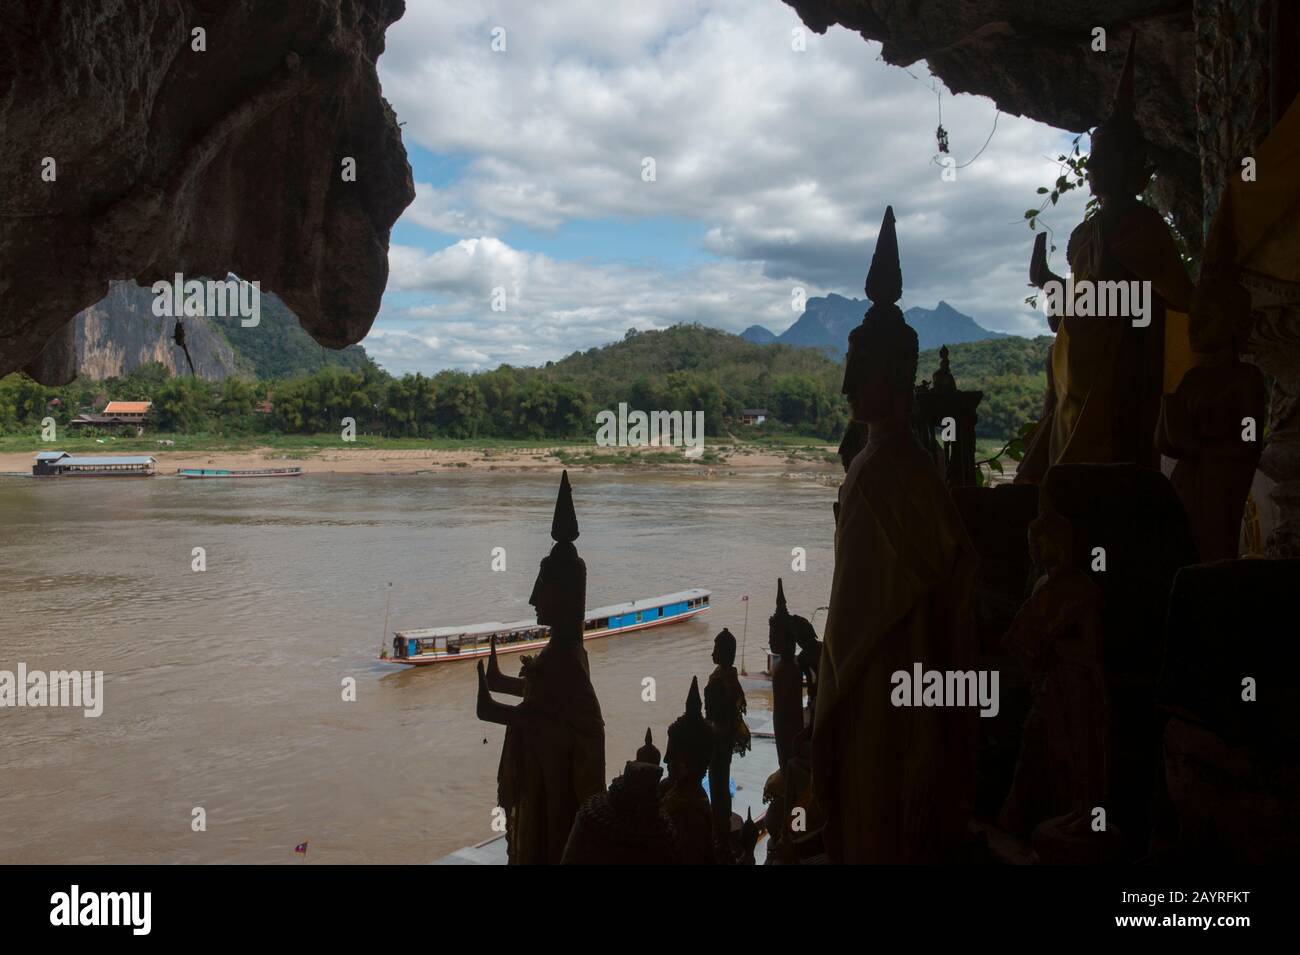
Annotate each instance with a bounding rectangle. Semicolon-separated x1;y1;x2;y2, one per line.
1092;33;1150;194
636;727;661;767
768;577;797;655
842;205;919;397
530;470;587;636
665;677;713;772
551;468;579;549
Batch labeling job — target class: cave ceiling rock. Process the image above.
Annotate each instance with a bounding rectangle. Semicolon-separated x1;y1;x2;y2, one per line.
0;0;416;385
783;1;1201;251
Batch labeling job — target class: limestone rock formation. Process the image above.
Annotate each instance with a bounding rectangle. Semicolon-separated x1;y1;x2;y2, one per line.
0;0;415;384
74;283;240;381
782;1;1203;249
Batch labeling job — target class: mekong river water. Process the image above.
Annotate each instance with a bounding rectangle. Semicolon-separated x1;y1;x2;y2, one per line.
0;471;835;863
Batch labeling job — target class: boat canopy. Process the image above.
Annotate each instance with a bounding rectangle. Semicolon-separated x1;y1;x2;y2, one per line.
396;618;540;641
585;588;710;621
394;589;710;644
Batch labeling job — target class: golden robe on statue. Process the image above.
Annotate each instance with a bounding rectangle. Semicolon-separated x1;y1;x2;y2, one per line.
1048;203;1192;468
812;426;979;863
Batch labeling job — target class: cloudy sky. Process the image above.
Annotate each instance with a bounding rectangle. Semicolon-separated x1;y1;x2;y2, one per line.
365;0;1089;375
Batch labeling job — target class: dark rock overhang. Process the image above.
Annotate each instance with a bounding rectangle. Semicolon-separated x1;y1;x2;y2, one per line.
783;1;1201;249
0;0;416;384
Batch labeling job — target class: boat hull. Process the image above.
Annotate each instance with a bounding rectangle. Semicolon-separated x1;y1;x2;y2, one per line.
177;468;303;479
381;605;710;666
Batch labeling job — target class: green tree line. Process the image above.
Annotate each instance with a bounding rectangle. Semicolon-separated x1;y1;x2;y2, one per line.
0;324;1050;443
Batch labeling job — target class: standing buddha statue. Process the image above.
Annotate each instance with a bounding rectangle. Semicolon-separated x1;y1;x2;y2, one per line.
704;628;749;845
1021;35;1193;476
812;205;980;863
768;579;803;772
476;470;606;864
1157;191;1267;560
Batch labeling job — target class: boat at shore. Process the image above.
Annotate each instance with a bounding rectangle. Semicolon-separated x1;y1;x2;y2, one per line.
176;467;303;479
33;451;156;477
383;588;711;665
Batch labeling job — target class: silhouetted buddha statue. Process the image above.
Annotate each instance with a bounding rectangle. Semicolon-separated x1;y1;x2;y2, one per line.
998;503;1109;837
704;628;749;844
834;421;867;523
765;599;823;862
739;808;760;865
476;470;606;864
762;720;821;864
790;612;821;720
767;579;803;772
812;205;980;863
1157;193;1267;561
661;677;717;864
561;759;679;865
1021;36;1192;477
636;727;661;768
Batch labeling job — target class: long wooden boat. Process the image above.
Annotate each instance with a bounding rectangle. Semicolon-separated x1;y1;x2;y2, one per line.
176;467;303;479
382;588;711;665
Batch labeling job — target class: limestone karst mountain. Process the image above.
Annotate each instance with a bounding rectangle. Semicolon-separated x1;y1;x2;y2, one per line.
73;282;372;382
743;295;1010;358
740;325;777;345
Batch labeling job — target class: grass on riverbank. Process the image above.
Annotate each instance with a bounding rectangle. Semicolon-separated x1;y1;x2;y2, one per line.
0;433;581;454
0;431;842;460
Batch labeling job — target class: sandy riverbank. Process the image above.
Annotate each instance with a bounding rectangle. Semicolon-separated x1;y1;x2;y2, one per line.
0;444;840;477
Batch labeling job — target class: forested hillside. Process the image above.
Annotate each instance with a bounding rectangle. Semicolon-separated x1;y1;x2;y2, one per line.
1;325;1050;443
918;336;1051;441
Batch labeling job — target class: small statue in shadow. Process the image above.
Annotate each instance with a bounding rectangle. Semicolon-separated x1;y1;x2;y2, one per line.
998;502;1109;844
661;677;718;864
705;628;750;846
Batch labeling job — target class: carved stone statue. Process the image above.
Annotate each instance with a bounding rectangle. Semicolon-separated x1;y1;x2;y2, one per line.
1020;35;1193;478
476;470;606;864
661;676;717;864
812;205;980;863
998;502;1109;837
1157;193;1267;561
768;579;803;772
704;628;749;844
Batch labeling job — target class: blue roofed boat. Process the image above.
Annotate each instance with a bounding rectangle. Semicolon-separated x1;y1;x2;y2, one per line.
176;466;303;479
32;451;156;477
382;588;711;666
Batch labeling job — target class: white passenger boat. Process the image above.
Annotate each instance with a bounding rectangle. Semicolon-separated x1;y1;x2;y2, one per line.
383;589;711;665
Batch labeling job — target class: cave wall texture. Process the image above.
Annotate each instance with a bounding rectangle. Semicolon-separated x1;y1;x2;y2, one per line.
0;0;415;385
783;1;1204;248
784;1;1300;556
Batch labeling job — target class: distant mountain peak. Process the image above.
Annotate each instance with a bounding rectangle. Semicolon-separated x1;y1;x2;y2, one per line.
750;294;1010;358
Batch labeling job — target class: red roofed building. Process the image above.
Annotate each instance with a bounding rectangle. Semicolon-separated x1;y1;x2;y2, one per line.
101;401;152;421
69;399;153;434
